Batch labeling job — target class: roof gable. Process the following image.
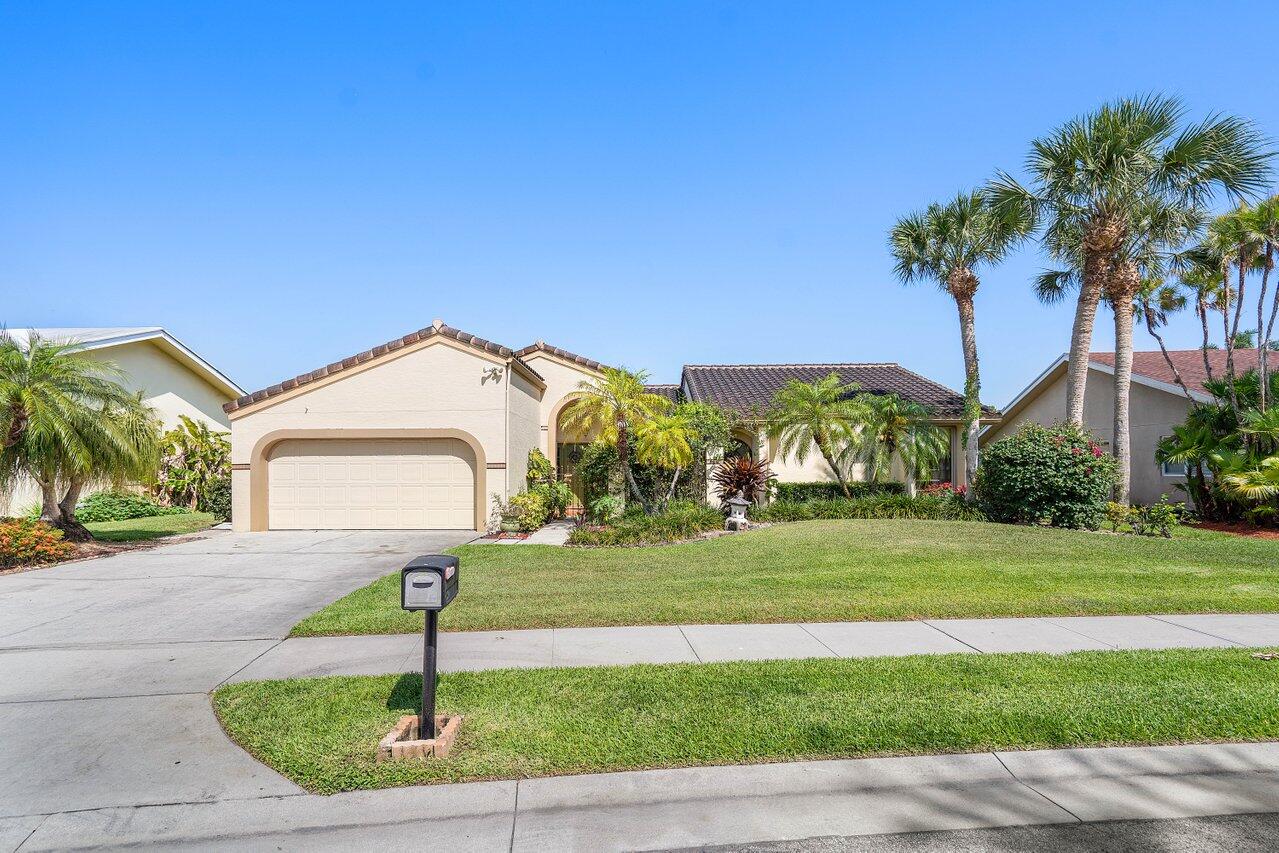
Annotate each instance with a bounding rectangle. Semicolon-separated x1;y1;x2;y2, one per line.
225;321;542;414
514;341;608;373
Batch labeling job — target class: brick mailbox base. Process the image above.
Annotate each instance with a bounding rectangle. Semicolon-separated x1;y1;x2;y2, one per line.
376;714;463;761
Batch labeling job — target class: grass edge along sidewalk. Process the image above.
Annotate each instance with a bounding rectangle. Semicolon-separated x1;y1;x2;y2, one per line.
213;646;1279;794
290;519;1279;636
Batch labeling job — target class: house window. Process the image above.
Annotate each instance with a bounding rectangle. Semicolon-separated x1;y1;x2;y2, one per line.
929;454;953;484
1161;458;1187;477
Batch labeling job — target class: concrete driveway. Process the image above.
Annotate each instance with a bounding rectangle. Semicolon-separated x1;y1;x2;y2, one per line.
0;529;474;821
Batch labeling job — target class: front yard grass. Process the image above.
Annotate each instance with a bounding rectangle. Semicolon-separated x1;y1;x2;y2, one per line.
291;519;1279;636
213;647;1279;793
84;512;218;542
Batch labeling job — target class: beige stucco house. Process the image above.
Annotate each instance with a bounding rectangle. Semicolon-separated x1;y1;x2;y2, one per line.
226;320;988;532
982;348;1261;506
1;327;243;516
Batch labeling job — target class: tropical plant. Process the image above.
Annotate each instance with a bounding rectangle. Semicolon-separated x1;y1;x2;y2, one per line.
1203;208;1267;417
568;500;723;546
633;412;695;510
766;373;865;497
1243;196;1279;411
507;490;550;532
772;481;904;502
75;491;186;523
710;456;776;507
1137;277;1194;401
989;94;1272;426
0;333;162;540
586;494;623;524
156;415;230;512
846;394;949;497
890;190;1031;492
560;367;672;514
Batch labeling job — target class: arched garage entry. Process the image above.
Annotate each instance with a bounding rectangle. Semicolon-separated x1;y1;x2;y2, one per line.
249;429;487;531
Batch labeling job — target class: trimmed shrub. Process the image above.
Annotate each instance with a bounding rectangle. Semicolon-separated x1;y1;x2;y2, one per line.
203;477;232;522
754;493;986;523
568;501;723;546
507;491;550;532
975;423;1117;530
0;519;76;568
773;481;906;502
75;491;187;524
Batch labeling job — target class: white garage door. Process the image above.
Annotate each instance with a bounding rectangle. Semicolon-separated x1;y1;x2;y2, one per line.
267;438;475;530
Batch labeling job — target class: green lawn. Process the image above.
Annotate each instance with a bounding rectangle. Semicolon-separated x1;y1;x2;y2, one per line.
291;519;1279;636
85;512;218;542
213;647;1279;793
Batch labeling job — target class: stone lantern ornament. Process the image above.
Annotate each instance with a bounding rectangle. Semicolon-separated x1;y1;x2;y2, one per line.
725;492;751;531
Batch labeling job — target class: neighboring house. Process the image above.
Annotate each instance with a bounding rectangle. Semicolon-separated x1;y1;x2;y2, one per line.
1;327;244;516
226;320;992;532
983;348;1262;506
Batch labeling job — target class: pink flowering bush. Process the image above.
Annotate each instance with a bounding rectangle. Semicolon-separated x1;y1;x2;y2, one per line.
975;423;1117;529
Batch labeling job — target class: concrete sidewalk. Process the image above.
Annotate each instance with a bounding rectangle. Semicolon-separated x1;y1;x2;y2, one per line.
230;612;1279;682
12;741;1279;850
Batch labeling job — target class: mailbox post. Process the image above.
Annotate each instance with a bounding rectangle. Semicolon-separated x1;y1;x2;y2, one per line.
400;555;459;740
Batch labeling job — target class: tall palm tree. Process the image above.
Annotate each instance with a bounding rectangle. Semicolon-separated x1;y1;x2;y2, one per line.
1244;196;1279;411
1172;249;1227;382
633;412;695;510
766;373;865;498
0;332;161;540
889;190;1031;492
561;366;671;513
847;394;949;497
1203;210;1266;418
1137;276;1194;401
989;95;1271;425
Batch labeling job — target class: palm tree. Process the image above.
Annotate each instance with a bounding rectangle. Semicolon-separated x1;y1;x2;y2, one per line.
1244;196;1279;411
560;366;671;513
889;190;1030;492
1137;277;1194;401
1172;247;1228;381
847;394;949;497
989;95;1272;426
0;333;161;540
1203;210;1266;418
633;412;694;510
157;414;231;510
766;373;865;498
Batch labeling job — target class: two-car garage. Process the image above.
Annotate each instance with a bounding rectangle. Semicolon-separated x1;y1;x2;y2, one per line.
266;438;477;530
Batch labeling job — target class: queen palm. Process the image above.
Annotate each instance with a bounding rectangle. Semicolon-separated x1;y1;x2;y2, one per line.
561;366;671;513
989;95;1271;426
766;373;864;498
0;333;161;540
847;394;949;497
889;190;1030;492
633;412;694;510
1243;196;1279;411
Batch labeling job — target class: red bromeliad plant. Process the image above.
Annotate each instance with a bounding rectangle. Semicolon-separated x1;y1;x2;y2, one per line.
711;456;776;507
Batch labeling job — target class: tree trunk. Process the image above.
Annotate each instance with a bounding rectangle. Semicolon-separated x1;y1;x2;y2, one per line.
954;292;981;493
663;467;682;510
1260;244;1273;413
815;433;851;498
615;423;652;514
1065;250;1106;424
37;479;63;526
904;462;917;498
1222;265;1241;417
1197;296;1215;382
1145;308;1194;402
1112;295;1135;505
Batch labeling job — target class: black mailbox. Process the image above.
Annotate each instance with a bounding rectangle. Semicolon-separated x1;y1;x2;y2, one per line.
401;555;459;612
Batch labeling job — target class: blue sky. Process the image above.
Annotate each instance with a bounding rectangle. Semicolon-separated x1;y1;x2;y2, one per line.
3;1;1277;406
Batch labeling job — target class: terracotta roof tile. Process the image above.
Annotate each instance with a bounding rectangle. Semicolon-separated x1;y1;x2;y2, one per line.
224;322;542;413
514;341;608;372
1089;349;1261;396
680;363;994;420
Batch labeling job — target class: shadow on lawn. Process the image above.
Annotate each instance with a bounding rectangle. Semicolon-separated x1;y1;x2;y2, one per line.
386;673;424;713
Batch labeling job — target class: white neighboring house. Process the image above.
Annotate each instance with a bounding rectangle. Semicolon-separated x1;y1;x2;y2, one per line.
1;327;244;516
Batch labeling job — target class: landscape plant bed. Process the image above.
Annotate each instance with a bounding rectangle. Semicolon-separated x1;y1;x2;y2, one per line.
290;519;1277;636
213;647;1279;794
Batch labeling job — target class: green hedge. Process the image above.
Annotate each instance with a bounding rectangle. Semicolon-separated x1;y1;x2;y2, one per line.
75;491;187;523
568;501;723;546
754;494;986;523
773;481;906;502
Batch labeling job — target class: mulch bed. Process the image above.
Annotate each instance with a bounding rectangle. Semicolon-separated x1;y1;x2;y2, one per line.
0;530;218;576
1192;521;1279;540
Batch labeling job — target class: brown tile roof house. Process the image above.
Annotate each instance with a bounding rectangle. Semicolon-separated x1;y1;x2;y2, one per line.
680;364;992;420
644;383;682;402
1089;349;1262;397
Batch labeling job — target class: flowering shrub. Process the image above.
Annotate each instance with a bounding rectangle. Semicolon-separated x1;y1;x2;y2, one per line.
0;519;76;569
920;481;967;497
975;422;1117;529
